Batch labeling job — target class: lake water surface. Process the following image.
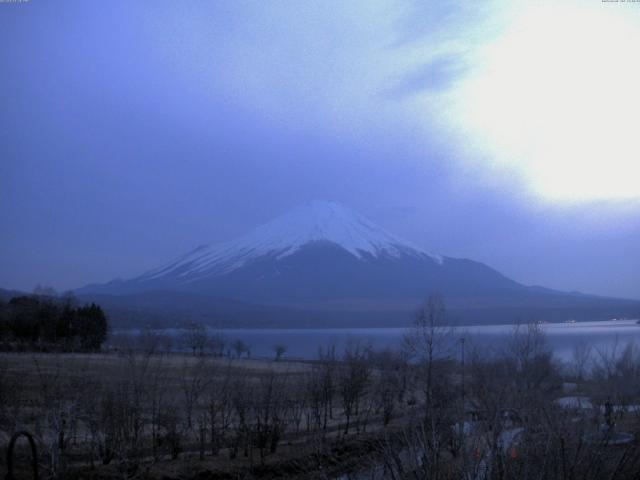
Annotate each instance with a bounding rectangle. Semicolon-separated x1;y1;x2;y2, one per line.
121;319;640;362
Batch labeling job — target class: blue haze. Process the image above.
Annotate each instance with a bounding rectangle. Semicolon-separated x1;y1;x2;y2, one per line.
0;1;638;299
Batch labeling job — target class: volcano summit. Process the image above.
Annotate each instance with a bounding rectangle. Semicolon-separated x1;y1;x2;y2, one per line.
77;201;639;327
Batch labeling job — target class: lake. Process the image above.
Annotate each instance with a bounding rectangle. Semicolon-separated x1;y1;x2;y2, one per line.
117;319;640;363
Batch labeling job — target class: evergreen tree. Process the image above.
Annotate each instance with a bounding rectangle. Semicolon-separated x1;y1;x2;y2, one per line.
5;296;109;351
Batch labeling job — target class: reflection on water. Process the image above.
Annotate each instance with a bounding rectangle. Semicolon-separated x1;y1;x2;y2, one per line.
119;319;640;362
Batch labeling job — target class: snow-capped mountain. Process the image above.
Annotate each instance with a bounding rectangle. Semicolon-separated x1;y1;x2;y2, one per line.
78;200;526;301
138;200;442;284
78;201;640;326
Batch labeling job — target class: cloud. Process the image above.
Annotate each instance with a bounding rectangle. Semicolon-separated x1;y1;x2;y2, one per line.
385;55;468;98
0;0;638;298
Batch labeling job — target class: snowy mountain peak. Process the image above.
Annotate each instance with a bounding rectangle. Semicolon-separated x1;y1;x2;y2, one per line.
252;200;434;260
139;201;442;282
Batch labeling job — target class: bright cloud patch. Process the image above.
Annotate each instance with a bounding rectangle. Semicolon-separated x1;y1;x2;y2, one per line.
448;2;640;203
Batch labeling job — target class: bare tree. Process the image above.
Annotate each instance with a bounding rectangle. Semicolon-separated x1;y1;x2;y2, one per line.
33;355;72;478
146;355;171;460
273;344;286;361
404;294;453;420
204;362;234;456
592;340;640;406
180;357;210;430
209;332;226;357
318;344;337;430
286;376;307;433
183;323;209;356
0;355;22;434
338;342;371;435
232;339;249;359
139;326;162;354
229;371;251;459
506;322;558;404
571;339;593;381
250;371;288;462
372;350;405;426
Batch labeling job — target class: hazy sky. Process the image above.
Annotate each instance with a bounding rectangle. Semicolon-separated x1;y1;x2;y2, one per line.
1;0;639;299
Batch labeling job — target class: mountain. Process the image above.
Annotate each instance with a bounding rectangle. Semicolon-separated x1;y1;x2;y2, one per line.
78;200;515;299
77;201;640;327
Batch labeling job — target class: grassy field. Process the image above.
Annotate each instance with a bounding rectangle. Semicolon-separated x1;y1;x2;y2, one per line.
4;326;640;479
0;350;415;479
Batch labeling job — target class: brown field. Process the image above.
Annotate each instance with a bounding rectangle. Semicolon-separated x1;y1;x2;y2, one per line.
0;349;416;479
3;324;640;479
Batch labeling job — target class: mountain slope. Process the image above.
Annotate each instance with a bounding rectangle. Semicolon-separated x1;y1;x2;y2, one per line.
137;200;442;284
77;201;640;326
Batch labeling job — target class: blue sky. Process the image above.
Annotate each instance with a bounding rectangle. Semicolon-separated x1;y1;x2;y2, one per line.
1;0;639;298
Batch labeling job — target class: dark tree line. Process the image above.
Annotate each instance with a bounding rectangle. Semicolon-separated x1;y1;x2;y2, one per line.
0;295;108;351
